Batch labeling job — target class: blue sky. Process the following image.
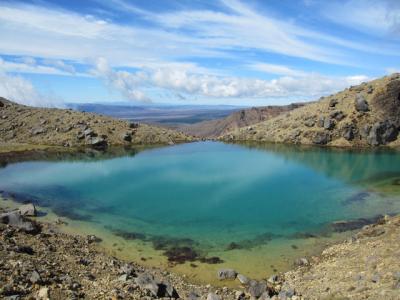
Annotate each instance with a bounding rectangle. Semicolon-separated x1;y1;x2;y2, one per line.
0;0;399;107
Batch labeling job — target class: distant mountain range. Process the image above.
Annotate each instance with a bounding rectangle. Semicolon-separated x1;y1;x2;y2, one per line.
68;103;244;126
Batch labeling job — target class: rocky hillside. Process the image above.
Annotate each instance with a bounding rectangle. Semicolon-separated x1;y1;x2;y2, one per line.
180;103;305;138
220;73;400;147
0;98;193;150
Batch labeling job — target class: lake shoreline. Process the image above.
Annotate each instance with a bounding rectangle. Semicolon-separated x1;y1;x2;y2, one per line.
1;196;400;299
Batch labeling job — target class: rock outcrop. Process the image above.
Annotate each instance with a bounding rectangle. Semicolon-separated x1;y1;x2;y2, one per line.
180;103;305;138
220;73;400;147
0;98;193;150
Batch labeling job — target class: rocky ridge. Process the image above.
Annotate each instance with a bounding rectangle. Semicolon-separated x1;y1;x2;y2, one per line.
220;73;400;147
180;104;305;138
0;98;193;150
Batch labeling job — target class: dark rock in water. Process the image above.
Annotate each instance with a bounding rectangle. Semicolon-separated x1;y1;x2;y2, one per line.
367;121;398;146
135;273;159;297
226;242;242;250
355;94;369;112
342;191;370;205
52;205;92;222
199;256;224;264
151;236;196;251
247;280;267;298
112;229;146;241
18;203;36;216
164;246;198;264
289;232;317;239
217;268;237;280
392;179;400;186
330;215;383;233
313;132;331;145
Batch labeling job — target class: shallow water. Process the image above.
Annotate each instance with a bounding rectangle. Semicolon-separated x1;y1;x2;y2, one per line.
1;142;400;283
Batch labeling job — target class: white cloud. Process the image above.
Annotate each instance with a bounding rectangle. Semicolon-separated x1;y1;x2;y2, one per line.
1;0;395;71
94;58;369;102
0;71;64;107
247;63;308;77
322;0;400;37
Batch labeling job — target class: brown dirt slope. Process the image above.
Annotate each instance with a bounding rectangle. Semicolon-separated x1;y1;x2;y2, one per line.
220;73;400;147
0;98;193;150
180;103;305;138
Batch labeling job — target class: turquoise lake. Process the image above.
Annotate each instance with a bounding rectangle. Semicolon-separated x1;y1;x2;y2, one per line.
1;141;400;282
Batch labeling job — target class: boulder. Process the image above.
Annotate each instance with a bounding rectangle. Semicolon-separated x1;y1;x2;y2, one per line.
135;273;159;297
129;122;139;129
247;280;267;298
294;257;309;266
317;116;325;127
31;127;46;135
0;100;3;107
0;211;40;234
330;110;345;121
323;118;335;130
313;132;331;145
217;268;237;280
367;121;398;146
87;137;108;150
355;94;369;112
206;293;220;300
342;123;356;141
237;273;250;285
122;132;132;142
329;98;338;107
18;203;36;216
30;270;42;284
158;281;179;298
84;128;96;137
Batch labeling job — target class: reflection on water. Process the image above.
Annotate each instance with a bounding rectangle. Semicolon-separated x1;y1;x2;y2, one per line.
0;141;399;281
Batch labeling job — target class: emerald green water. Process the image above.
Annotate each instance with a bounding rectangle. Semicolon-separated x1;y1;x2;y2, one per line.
1;141;400;281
